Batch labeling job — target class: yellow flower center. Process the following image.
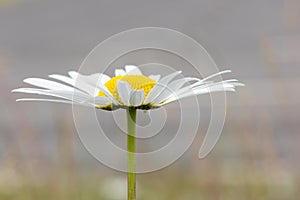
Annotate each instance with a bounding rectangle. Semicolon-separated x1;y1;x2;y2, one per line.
98;75;156;104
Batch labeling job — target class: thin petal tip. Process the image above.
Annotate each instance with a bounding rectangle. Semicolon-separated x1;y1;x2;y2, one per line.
11;88;21;93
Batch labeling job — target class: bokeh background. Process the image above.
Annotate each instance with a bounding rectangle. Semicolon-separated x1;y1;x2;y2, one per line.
1;0;300;199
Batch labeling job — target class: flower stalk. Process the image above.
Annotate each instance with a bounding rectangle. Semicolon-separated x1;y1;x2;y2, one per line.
127;107;136;200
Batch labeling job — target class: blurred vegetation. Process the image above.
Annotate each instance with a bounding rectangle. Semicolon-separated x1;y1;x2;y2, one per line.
0;166;298;200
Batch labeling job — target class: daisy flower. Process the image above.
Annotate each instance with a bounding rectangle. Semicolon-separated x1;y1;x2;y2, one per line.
12;65;243;110
12;64;243;200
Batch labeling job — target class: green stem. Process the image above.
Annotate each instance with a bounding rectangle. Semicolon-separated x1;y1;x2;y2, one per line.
127;107;136;200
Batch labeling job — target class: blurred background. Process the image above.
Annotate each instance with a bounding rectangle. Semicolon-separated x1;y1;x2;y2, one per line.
1;0;300;199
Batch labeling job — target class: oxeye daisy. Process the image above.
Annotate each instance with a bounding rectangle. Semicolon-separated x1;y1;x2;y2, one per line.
12;65;243;110
12;65;243;200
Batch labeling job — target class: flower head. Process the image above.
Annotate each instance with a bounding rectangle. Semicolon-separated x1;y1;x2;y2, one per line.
13;65;244;110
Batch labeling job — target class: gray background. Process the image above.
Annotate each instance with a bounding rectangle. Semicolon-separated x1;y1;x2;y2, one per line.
0;0;299;199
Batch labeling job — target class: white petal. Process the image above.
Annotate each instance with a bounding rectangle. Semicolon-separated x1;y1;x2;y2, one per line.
50;72;114;102
172;73;234;97
151;77;199;104
16;98;96;107
160;76;244;105
232;82;245;87
144;71;182;104
87;73;111;85
24;78;74;91
174;85;236;101
117;81;132;105
201;70;231;82
68;71;119;105
171;80;211;98
68;71;104;85
161;82;237;105
158;71;182;85
68;71;79;79
93;96;111;106
178;70;232;91
68;71;111;92
115;69;126;76
48;74;90;95
68;71;100;96
12;88;90;103
130;90;144;106
149;74;161;82
84;96;111;106
125;65;142;75
49;74;75;86
192;84;236;95
168;77;199;90
190;80;239;92
98;84;119;105
16;98;76;104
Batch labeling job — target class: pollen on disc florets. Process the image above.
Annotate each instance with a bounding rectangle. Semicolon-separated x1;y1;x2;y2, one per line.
98;75;157;104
